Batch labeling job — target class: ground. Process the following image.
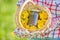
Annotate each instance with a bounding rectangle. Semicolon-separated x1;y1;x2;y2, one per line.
0;0;27;40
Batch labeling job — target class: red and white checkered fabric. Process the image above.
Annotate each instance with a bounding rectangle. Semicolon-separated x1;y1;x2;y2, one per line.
15;0;60;38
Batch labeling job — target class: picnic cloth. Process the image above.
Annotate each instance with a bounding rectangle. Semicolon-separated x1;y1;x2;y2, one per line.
14;0;60;38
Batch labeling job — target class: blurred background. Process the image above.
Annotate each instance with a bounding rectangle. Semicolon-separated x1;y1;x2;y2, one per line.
0;0;27;40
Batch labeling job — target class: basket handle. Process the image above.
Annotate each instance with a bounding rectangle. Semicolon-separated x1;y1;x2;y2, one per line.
19;0;35;15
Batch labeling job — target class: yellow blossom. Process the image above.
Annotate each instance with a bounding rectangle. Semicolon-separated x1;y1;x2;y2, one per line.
39;11;48;20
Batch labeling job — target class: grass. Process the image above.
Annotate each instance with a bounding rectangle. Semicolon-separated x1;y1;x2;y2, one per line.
0;0;28;40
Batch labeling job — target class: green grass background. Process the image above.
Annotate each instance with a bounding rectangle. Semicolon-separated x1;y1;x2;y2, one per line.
0;0;27;40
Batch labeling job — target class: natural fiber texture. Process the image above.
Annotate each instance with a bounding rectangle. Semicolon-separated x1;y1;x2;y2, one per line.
15;0;60;38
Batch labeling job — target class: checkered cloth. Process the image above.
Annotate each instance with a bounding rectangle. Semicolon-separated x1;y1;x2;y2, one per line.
47;27;60;38
46;27;60;38
15;0;60;38
43;16;60;38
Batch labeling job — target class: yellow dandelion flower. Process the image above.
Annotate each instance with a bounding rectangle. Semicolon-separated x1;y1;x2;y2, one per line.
29;26;37;31
21;18;28;24
38;24;44;29
39;11;48;20
37;20;45;29
22;11;29;18
25;25;30;29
